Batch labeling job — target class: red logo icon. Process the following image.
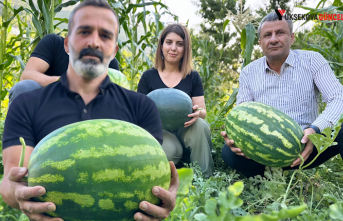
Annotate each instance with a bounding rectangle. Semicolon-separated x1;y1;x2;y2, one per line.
278;9;286;16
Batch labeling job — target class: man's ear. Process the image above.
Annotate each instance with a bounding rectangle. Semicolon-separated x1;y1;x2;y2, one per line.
290;33;295;46
111;45;119;60
64;35;70;53
258;38;262;47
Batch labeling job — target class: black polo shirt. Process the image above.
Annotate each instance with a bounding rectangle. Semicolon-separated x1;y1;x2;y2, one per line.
3;73;163;149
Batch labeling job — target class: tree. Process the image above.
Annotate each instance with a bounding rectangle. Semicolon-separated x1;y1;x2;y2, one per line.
255;0;307;20
193;0;245;64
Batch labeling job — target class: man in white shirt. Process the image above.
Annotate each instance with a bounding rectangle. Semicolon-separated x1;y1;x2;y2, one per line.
221;11;343;178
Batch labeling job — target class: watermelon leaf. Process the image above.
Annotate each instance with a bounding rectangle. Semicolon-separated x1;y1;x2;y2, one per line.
305;113;343;169
194;182;243;220
235;203;306;221
176;168;193;196
329;202;343;220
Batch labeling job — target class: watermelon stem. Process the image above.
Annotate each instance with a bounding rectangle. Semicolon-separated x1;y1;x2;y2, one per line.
298;154;305;201
282;153;306;207
300;153;318;170
298;154;305;170
300;171;314;214
282;170;298;206
18;137;26;167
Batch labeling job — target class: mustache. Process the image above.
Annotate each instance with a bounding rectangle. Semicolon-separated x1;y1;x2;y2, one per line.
79;48;104;62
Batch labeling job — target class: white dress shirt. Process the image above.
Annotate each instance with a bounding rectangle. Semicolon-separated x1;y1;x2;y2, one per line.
237;50;343;131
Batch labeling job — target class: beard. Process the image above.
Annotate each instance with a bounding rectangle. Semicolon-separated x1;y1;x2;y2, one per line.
69;44;111;80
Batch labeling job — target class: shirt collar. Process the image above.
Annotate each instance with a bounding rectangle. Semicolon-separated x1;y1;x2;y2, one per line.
59;72;112;94
264;50;296;71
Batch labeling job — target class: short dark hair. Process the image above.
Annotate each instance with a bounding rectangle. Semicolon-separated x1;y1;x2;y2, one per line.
258;11;293;39
155;24;193;78
68;0;119;41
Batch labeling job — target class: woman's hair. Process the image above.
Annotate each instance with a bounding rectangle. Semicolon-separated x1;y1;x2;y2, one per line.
155;24;193;78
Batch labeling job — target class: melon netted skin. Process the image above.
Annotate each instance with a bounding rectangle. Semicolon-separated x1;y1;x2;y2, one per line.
147;88;193;130
28;119;170;221
225;102;305;167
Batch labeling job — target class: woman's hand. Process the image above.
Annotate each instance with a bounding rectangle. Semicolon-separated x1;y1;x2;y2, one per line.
184;105;201;127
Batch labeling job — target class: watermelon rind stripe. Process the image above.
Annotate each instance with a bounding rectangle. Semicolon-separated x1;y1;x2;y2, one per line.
28;119;171;221
225;102;304;167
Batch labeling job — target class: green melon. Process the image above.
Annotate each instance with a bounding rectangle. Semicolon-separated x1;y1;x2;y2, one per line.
147;88;193;130
225;102;305;167
28;119;170;221
108;68;131;90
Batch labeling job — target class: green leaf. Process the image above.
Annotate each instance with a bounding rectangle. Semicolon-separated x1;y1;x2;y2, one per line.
176;168;193;196
220;19;230;58
240;28;246;51
41;0;51;34
327;61;343;67
55;0;80;13
28;0;39;15
1;90;8;100
37;0;43;15
305;114;343;168
18;213;30;221
31;12;44;39
333;0;343;6
127;1;168;13
228;181;244;197
276;203;307;219
203;198;218;217
9;54;26;71
2;6;26;28
141;0;147;34
330;202;343;220
236;203;306;221
244;23;256;67
217;88;238;117
0;56;13;70
324;193;339;203
111;1;125;10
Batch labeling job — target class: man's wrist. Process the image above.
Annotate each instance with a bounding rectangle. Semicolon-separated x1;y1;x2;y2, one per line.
307;125;320;134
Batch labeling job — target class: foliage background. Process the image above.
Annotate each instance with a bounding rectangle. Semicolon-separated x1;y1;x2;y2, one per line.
0;0;343;220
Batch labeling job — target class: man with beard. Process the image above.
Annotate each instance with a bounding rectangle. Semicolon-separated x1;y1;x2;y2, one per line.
8;33;120;105
0;0;179;221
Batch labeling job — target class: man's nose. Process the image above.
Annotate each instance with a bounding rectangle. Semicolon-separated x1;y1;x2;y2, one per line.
87;32;100;49
269;32;279;44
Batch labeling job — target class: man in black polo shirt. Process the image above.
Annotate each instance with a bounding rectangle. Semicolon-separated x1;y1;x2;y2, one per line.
0;1;179;221
8;33;120;104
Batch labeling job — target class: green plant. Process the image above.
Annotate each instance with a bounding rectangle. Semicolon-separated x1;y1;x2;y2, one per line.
298;0;343;83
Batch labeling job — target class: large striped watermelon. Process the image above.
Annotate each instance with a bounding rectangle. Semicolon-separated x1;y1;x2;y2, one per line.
225;102;305;167
147;88;193;130
108;68;131;89
28;119;170;221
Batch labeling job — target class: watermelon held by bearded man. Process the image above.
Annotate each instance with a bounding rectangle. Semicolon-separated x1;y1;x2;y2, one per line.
224;102;305;167
147;88;193;131
27;119;171;221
